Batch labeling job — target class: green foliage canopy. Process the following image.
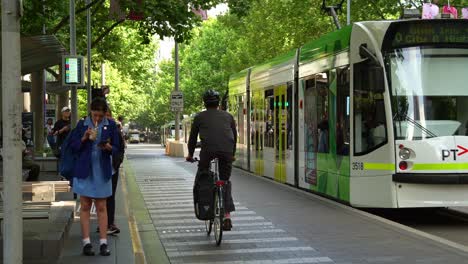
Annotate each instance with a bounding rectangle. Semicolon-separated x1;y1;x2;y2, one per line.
153;0;468;127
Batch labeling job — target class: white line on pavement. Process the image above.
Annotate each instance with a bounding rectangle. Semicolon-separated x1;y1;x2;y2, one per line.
140;191;192;195
143;199;193;204
163;237;298;247
151;211;256;219
181;257;333;264
145;204;195;209
153;216;265;225
139;187;193;191
155;221;274;230
160;228;285;238
142;196;194;201
148;206;249;214
138;183;192;187
139;187;192;190
144;201;241;206
167;246;315;257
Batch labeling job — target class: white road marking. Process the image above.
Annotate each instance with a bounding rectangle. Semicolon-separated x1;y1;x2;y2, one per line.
167;246;315;257
143;196;194;201
140;192;192;196
143;199;193;204
148;206;248;214
182;257;333;264
155;221;274;230
163;237;298;247
153;216;265;225
151;211;256;219
160;228;285;238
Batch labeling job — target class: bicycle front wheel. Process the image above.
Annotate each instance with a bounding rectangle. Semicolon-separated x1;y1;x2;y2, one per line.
213;188;224;246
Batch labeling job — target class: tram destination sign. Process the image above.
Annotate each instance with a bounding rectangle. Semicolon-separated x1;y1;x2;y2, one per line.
382;20;468;51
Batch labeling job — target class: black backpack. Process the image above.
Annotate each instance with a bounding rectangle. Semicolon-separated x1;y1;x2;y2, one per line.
193;170;214;220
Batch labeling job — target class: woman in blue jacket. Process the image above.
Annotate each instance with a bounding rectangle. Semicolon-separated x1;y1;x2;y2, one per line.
70;97;120;256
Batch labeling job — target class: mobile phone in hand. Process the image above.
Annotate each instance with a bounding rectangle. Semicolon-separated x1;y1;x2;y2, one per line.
97;141;107;148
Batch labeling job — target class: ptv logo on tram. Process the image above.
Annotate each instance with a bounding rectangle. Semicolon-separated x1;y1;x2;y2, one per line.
442;145;468;161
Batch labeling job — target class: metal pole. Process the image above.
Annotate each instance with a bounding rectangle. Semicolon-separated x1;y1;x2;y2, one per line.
347;0;351;25
43;0;47;149
174;41;180;141
329;7;342;30
86;0;92;111
70;0;78;127
2;0;23;262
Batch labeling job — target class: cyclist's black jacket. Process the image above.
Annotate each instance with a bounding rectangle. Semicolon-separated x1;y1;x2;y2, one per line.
188;108;237;157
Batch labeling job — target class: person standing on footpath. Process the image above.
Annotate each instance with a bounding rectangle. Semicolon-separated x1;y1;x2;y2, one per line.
70;98;120;256
98;108;125;235
53;106;71;156
22;129;40;181
45;118;56;149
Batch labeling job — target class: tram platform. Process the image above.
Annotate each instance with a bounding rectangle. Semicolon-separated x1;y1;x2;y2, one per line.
125;144;468;264
57;168;138;264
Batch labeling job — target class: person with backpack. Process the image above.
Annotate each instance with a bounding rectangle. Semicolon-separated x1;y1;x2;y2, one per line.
186;89;237;231
53;106;71;157
69;98;120;256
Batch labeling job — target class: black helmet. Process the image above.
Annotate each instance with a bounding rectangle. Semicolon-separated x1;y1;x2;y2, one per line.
203;89;220;106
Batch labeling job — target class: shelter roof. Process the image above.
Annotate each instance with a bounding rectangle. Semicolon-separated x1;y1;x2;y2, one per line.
0;35;67;75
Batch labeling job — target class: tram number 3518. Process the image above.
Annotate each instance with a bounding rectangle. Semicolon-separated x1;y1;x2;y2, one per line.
352;162;364;170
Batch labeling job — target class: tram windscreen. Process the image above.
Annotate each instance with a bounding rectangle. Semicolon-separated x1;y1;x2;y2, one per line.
385;47;468;140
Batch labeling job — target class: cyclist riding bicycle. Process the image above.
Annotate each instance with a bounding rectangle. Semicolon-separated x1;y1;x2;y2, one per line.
186;89;237;231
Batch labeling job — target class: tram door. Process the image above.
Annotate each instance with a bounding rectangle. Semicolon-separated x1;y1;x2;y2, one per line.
252;90;265;176
237;95;247;169
274;84;287;183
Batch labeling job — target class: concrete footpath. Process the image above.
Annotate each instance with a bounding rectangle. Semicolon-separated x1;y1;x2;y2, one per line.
58;163;142;264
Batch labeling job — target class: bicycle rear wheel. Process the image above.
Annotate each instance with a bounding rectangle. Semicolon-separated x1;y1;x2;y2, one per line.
213;188;224;246
205;220;213;236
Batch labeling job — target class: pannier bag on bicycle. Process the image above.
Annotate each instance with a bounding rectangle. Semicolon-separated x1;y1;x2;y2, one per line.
193;170;214;220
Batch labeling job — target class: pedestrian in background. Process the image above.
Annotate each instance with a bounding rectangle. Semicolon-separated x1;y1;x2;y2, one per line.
116;116;124;142
53;106;71;157
70;98;120;256
98;108;125;235
45;118;56;149
22;128;40;181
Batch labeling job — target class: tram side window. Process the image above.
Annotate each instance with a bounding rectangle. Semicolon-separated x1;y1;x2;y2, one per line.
287;83;293;150
336;67;350;156
354;61;387;155
265;89;274;148
304;78;318;154
250;101;255;147
317;72;329;154
238;96;245;144
230;98;239;143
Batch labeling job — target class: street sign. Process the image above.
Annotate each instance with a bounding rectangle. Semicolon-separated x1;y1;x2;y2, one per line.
62;55;85;87
171;91;184;111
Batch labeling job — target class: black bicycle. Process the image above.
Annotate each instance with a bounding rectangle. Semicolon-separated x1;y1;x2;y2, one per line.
206;158;225;245
189;158;225;246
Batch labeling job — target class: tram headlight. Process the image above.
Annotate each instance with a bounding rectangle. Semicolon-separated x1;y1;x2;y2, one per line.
399;148;411;160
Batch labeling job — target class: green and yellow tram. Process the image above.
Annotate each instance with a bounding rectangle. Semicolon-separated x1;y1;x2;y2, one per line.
229;19;468;208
